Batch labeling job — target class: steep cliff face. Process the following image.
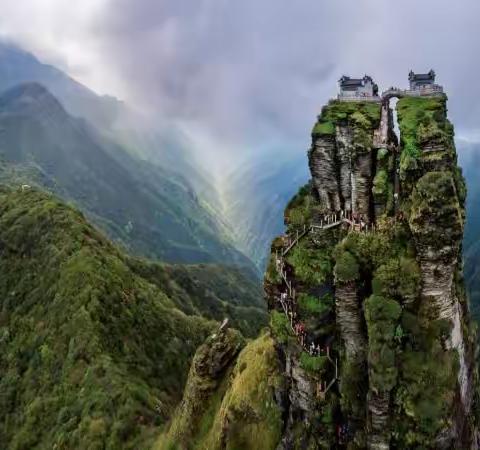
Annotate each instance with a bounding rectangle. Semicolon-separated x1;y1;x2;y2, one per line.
309;101;383;220
265;96;479;449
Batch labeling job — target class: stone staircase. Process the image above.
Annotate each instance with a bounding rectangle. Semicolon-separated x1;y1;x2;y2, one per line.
275;213;346;397
274;209;380;396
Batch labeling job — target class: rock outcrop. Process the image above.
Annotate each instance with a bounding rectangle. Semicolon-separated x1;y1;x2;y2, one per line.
158;328;245;449
309;101;384;222
335;281;367;359
309;133;342;211
157;331;285;450
265;95;479;449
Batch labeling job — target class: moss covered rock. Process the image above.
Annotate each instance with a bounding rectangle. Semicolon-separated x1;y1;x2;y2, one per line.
158;333;284;450
265;91;478;449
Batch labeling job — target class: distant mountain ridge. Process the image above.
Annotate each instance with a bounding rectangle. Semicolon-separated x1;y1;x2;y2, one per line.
0;42;123;129
0;42;257;272
0;82;255;270
0;42;222;210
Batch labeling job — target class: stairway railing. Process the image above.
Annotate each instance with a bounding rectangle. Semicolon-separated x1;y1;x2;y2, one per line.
274;213;354;396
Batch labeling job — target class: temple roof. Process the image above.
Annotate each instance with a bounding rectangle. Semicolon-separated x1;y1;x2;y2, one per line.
341;78;363;87
409;69;435;81
339;75;374;88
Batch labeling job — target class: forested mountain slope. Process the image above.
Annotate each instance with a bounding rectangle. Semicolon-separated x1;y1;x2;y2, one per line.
127;260;266;337
0;187;265;449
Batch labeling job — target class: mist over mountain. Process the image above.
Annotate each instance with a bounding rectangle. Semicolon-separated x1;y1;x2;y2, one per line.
3;41;480;302
1;3;480;448
0;42;221;203
222;151;308;269
0;42;123;129
458;140;480;318
0;82;254;270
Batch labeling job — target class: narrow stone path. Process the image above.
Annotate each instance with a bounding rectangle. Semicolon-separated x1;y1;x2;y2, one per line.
275;213;346;395
281;210;376;259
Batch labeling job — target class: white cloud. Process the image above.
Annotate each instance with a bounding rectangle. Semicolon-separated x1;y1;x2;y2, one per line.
1;0;480;173
0;0;124;96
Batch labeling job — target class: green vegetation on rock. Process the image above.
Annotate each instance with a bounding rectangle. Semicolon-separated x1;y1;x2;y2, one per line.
158;333;283;450
365;295;401;392
264;252;283;285
334;249;360;283
373;169;388;196
409;171;464;250
397;97;451;150
299;352;329;374
312;101;381;155
284;182;317;232
372;257;420;301
312;121;335;136
393;317;459;446
157;329;245;450
287;239;333;285
312;100;381;138
397;96;456;195
270;310;292;344
298;293;333;316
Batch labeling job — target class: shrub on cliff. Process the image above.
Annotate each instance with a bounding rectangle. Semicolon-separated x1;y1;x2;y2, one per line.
373;169;388;196
409;171;464;251
287;239;332;285
396;96;459;199
334;250;360;283
285;182;318;231
298;293;333;317
372;257;420;301
365;295;401;392
270;311;291;344
265;253;282;285
299;352;329;373
312;121;335;136
312;101;381;139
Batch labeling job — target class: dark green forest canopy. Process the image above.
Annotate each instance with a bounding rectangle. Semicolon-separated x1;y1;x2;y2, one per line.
0;187;264;450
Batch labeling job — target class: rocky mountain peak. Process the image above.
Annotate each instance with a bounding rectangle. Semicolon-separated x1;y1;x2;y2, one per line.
0;82;69;123
263;90;479;448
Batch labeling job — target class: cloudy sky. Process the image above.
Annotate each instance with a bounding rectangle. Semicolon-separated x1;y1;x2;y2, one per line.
1;0;480;173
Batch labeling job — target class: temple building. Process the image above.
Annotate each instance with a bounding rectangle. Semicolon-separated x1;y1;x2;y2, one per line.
338;75;379;99
408;69;436;90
